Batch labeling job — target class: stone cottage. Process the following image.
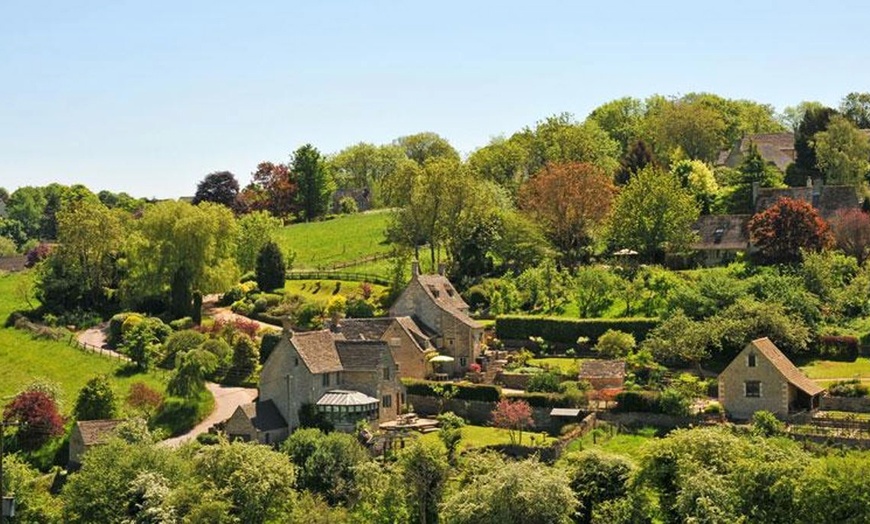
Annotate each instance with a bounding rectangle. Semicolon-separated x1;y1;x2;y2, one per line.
68;419;122;468
718;337;824;419
389;262;483;375
224;399;288;444
247;329;401;439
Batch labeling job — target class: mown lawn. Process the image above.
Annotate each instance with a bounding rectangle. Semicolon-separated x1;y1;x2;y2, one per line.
274;210;392;273
0;271;168;415
420;424;557;451
282;279;388;304
561;426;657;461
799;358;870;381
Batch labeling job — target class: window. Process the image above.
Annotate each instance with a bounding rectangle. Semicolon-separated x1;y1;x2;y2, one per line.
322;373;331;387
745;381;761;398
383;367;390;380
382;395;392;408
459;357;467;368
747;353;756;368
294;357;299;367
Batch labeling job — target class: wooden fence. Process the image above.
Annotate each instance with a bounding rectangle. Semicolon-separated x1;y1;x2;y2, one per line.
285;270;390;286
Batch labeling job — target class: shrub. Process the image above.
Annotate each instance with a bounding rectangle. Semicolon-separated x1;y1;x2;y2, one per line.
162;330;207;367
505;392;572;408
401;379;502;402
527;372;562;393
828;379;869;398
658;388;691;417
338;196;359;214
816;335;859;360
751;410;784;436
594;329;637;359
614;390;661;413
469;363;482;373
703;401;723;415
230;299;254;316
345;297;375;318
256;241;286;292
260;331;283;365
495;316;659;345
169;317;194;331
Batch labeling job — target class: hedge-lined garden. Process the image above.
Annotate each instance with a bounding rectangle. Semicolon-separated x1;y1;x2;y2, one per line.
495;315;659;344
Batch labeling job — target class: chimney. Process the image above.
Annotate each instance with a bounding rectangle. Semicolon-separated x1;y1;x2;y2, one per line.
411;259;420;276
438;262;446;276
281;317;295;338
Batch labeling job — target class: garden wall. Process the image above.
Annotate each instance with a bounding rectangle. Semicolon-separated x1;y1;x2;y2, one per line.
406;394;566;433
599;411;694;431
495;372;532;390
819;396;870;413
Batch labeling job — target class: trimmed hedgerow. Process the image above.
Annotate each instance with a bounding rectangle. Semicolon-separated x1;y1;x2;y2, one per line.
401;379;502;402
613;390;662;413
495;315;659;345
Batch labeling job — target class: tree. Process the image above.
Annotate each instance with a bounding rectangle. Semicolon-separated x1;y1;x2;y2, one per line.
255;241;286;292
292;144;335;222
812;114;870;185
124;200;239;315
74;375;117;421
126;382;164;419
789;104;837;185
607;167;700;262
283;428;370;505
440;453;578;524
587;96;646;151
525;113;621;176
229;336;259;384
394;131;459;164
168;349;218;398
642;311;711;369
595;329;636;359
519;162;616;262
829;209;870;264
671;159;718;214
563;450;633;524
241;161;297;217
235;210;282;273
6;186;46;239
3;389;65;451
748;197;833;264
467;136;531;194
615;139;654;185
574;266;619;317
646;99;727;163
193;171;240;209
491;398;534;445
839;91;870;128
398;441;449;524
328;142;407;202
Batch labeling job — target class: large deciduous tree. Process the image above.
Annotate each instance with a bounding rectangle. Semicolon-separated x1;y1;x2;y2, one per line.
748;197;833;264
812;114;870;185
519;162;616;263
607;167;700;262
328;142;408;203
788;104;837;186
192;171;240;209
839;92;870;129
292;144;335;222
646;99;727;163
829;209;870;264
240;161;297;217
235;210;282;273
394;132;459;165
124;201;239;317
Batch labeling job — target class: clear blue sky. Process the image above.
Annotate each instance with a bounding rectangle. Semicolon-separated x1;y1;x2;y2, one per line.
2;0;868;198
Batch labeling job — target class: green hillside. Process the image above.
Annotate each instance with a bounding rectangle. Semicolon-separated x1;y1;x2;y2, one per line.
274;210;392;275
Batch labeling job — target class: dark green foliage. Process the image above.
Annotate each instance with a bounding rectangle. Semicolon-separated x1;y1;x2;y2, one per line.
259;331;282;364
292;144;335;221
192;170;240;209
495;315;660;344
827;379;868;398
751;410;784;437
255;241;286;292
401;379;502;402
613;390;662;413
506;391;573;408
282;428;369;505
791;105;837;185
297;403;334;432
74;375;116;421
192;290;203;325
162;329;206;367
229;336;259;384
345;296;375;318
615;139;654;185
170;266;193;320
564;450;633;524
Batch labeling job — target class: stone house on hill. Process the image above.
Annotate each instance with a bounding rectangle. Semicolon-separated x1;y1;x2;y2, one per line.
690;214;752;266
717;133;796;173
389;262;483;375
69;419;122;468
718;337;824;419
333;316;434;379
251;329;401;438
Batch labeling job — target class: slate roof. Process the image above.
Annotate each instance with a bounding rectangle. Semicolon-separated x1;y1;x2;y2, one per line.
240;400;287;432
415;274;482;329
292;330;343;374
75;419;122;446
316;390;379;407
747;338;824;396
578;359;626;379
336;340;388;370
691;214;751;251
718;133;796;172
336;318;394;341
755;185;861;219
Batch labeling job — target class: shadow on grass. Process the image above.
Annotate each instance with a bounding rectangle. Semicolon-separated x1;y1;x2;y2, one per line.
114;362;144;377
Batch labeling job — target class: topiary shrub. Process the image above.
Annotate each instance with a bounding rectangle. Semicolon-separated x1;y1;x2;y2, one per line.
526;372;562;393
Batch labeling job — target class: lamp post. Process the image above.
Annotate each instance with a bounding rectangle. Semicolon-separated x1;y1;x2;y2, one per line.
0;420;19;523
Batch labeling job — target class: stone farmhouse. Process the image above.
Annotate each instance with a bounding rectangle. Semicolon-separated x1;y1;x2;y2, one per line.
388;262;484;375
717;132;796;173
333;316;434;379
226;329;401;443
718;337;824;419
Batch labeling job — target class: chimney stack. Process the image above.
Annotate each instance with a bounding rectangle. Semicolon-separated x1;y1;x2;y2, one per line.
438;262;446;276
281;317;295;338
411;259;420;276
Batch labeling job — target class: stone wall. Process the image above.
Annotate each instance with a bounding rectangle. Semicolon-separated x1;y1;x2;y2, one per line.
819;395;870;413
407;394;566;433
495;372;531;390
599;411;694;431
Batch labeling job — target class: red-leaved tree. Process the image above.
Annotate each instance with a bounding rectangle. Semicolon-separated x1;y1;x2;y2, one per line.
126;382;165;419
491;399;534;446
3;390;65;451
829;208;870;265
748;197;834;264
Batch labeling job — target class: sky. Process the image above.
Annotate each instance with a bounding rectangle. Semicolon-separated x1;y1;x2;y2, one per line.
1;0;869;199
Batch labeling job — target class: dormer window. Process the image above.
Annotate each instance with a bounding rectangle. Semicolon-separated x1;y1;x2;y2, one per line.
748;353;756;368
713;228;725;244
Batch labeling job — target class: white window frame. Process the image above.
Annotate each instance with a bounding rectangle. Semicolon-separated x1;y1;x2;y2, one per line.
744;380;762;398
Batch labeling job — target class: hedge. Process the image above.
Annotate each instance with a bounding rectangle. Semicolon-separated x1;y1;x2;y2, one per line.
260;332;283;365
495;315;660;344
503;392;573;409
613;390;662;413
401;379;502;402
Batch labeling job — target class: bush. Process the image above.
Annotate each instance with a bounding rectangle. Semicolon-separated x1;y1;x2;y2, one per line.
505;391;572;408
230;299;254;316
108;312;133;346
495;316;659;345
658;388;691;417
594;329;636;359
828;379;869;398
751;410;784;437
338;196;358;214
526;372;562;393
260;331;283;365
345;297;375;318
703;401;723;414
816;335;859;361
614;390;662;413
401;379;502;402
169;316;194;331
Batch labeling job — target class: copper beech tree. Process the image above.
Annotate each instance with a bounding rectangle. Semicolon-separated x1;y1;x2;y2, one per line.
829;208;870;265
519;161;616;262
748;197;834;264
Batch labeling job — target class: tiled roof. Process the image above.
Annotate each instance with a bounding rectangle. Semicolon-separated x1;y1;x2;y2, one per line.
292;330;343;374
316;390;379;407
336;340;388;370
336;318;394;341
240;400;287;432
415;274;482;329
748;338;824;396
75;419;122;446
578;359;626;379
691;214;751;251
718;133;796;172
394;316;431;348
755;185;860;219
